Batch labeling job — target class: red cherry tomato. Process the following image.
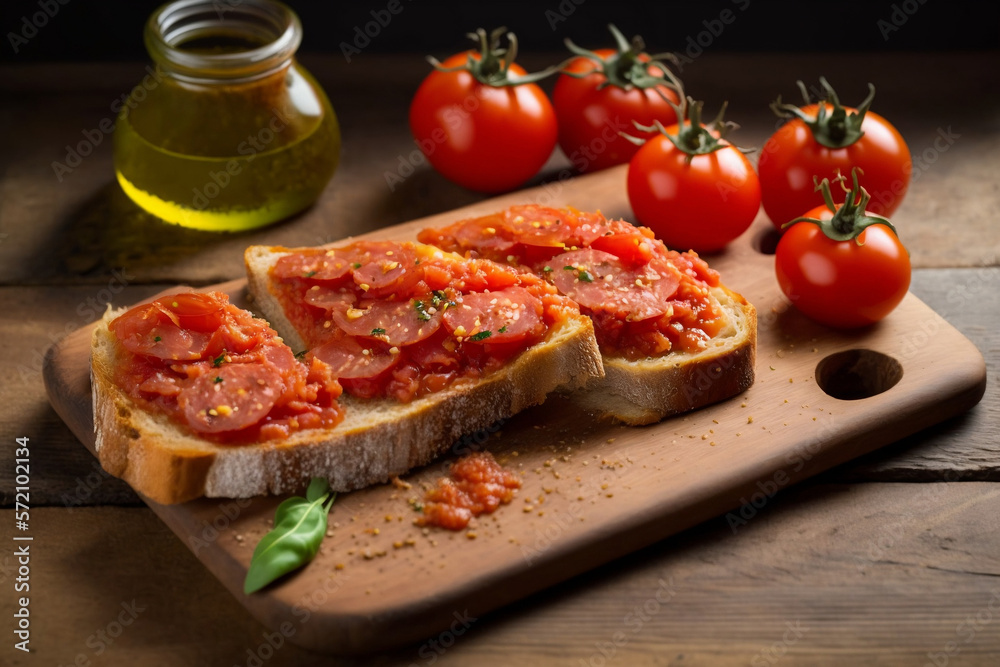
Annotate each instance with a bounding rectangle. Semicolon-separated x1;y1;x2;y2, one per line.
759;89;911;228
627;120;761;253
409;52;557;194
552;48;679;173
775;204;911;329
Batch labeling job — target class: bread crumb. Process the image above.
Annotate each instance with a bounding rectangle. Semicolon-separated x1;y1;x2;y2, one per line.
466;531;477;540
335;563;345;570
747;416;754;424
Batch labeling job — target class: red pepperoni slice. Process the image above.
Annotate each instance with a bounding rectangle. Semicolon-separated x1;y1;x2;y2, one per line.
272;249;358;282
178;363;283;433
502;206;571;248
330;299;442;347
304;286;355;311
311;336;400;379
551;249;681;321
152;293;225;332
111;305;212;361
348;242;420;295
442;286;544;344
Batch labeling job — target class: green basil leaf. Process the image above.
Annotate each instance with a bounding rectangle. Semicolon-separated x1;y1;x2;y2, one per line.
306;477;330;502
243;487;336;594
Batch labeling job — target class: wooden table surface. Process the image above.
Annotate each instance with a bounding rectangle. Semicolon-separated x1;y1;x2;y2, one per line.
2;52;999;665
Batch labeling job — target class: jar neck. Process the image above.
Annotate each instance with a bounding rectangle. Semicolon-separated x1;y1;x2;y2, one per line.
145;0;301;83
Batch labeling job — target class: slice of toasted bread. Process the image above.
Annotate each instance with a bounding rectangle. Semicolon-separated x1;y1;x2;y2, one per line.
93;294;602;504
571;286;756;425
415;205;757;425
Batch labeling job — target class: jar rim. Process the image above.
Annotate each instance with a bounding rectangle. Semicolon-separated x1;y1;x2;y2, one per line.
145;0;302;81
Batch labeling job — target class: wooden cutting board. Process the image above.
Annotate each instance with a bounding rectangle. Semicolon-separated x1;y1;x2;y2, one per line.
44;166;986;655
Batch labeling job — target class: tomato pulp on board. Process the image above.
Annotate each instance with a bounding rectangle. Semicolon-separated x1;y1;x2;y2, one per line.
418;205;726;359
269;241;578;402
417;452;521;530
109;291;344;443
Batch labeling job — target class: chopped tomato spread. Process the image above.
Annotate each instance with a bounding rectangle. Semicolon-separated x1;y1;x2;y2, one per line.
268;240;579;402
418;204;726;359
417;452;521;530
109;291;344;444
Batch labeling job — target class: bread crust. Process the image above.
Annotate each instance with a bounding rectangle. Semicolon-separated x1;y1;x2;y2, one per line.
92;272;603;504
570;286;757;425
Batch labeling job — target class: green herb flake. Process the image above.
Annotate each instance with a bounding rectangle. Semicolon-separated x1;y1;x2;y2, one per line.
352;262;362;269
542;266;553;273
431;290;447;307
214;376;223;384
294;350;307;359
469;330;492;342
578;270;594;283
171;301;179;308
563;265;575;271
498;325;508;334
303;270;317;278
243;478;336;594
153;336;162;342
414;300;431;322
371;327;387;336
213;352;227;368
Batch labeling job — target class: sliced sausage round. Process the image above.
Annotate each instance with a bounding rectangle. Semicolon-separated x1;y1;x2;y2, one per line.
550;249;680;321
442;286;545;344
311;336;400;380
179;363;283;433
330;298;442;347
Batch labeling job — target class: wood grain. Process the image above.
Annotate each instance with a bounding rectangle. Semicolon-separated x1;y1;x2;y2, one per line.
0;53;997;287
6;482;1000;665
41;173;987;652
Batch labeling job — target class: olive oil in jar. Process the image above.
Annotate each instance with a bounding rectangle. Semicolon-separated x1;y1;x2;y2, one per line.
114;0;340;232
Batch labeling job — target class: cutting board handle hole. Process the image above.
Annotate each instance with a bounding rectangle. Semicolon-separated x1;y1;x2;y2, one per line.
816;349;903;400
753;228;781;255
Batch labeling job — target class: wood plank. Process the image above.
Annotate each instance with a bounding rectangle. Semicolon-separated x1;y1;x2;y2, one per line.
39;182;986;652
7;482;1000;665
0;53;998;287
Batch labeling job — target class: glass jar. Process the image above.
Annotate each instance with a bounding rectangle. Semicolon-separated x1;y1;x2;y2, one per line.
113;0;340;232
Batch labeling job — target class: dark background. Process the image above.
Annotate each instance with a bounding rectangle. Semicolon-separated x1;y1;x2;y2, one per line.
2;0;998;62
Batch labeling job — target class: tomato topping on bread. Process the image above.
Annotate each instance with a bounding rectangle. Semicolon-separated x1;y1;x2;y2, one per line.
107;291;344;443
418;205;728;359
262;241;583;403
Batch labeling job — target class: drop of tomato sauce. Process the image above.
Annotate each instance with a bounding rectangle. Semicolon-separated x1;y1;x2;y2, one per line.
417;452;521;530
